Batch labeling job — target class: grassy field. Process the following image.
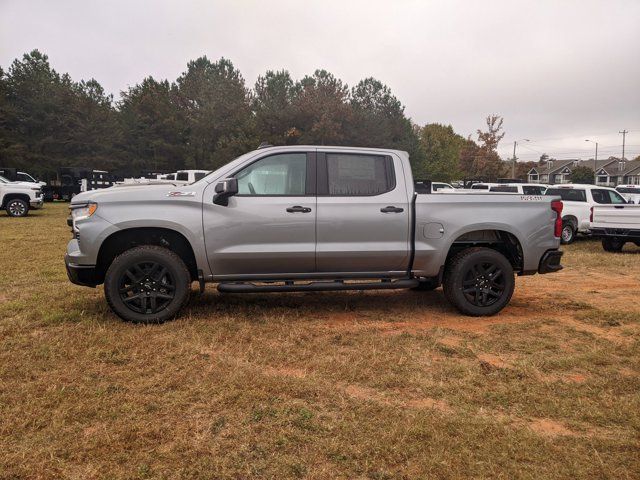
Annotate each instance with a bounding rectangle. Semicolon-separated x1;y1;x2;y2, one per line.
1;203;639;479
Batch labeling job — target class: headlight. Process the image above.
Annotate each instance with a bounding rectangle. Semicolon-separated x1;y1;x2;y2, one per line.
71;202;98;222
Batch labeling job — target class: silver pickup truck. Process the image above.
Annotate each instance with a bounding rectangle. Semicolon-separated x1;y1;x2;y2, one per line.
65;146;564;323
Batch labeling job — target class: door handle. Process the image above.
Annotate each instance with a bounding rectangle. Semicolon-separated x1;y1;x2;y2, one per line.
286;205;312;213
380;206;404;213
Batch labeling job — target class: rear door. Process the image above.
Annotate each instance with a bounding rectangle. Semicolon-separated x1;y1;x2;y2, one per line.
315;151;411;273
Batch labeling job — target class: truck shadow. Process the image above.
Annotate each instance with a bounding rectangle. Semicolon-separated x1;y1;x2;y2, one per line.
188;287;452;322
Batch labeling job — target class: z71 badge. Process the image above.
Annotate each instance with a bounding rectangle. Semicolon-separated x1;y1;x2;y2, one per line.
167;191;196;197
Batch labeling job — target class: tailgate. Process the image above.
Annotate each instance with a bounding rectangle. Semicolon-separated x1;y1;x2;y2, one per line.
592;205;640;229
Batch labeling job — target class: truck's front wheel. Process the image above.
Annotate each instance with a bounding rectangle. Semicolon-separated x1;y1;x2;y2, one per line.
443;247;515;316
6;198;29;217
104;245;191;323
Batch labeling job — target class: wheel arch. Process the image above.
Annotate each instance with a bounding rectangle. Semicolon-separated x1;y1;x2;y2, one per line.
444;228;524;274
95;227;198;284
2;193;31;209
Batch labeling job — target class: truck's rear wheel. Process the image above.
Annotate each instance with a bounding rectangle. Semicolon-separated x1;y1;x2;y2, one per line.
443;247;515;316
104;245;191;323
602;238;625;252
6;198;29;217
560;221;575;244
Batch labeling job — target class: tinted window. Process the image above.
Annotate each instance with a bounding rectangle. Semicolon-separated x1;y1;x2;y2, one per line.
545;188;587;202
591;189;626;204
236;153;307;195
490;186;518;193
176;172;189;181
523;186;544;195
471;184;489;190
166;174;175;180
617;187;640;194
326;153;393;195
194;172;207;182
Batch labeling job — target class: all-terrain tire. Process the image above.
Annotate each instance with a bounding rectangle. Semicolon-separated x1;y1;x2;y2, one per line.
5;198;29;217
411;278;439;291
602;238;625;253
443;247;515;317
104;245;191;323
560;221;575;244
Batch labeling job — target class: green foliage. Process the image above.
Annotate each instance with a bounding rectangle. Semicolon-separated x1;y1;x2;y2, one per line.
414;123;465;182
571;165;595;184
458;115;509;181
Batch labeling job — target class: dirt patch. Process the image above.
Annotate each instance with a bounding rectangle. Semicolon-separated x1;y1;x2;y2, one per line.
528;418;575;437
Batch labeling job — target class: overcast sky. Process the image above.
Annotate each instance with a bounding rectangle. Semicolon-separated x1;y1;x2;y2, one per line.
1;0;639;161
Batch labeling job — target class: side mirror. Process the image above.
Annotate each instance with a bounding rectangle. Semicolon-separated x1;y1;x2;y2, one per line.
213;178;238;206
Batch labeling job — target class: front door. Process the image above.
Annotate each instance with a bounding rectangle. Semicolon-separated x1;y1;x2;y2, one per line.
315;151;411;273
203;151;316;276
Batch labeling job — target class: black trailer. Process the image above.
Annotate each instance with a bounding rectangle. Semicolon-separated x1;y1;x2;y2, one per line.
43;168;114;201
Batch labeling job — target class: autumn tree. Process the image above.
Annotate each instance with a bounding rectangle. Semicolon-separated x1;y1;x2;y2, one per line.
458;115;508;180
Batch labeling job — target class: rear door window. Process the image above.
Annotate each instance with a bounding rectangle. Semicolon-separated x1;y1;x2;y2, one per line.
323;153;394;196
545;188;587;202
176;172;189;181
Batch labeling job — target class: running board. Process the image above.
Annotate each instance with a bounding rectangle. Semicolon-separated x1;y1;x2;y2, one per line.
217;278;419;293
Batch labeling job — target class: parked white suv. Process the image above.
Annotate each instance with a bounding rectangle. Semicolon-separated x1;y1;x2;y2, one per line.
544;184;627;244
0;175;43;216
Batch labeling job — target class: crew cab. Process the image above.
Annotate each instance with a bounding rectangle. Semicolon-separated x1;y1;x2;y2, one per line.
544;184;627;244
65;146;563;323
590;203;640;252
0;175;43;216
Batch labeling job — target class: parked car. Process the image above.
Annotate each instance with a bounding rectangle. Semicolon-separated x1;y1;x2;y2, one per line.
65;146;563;323
431;182;455;192
489;184;547;195
544;184;627;244
0;175;43;216
0;167;47;187
157;170;212;185
615;185;640;204
590;203;640;251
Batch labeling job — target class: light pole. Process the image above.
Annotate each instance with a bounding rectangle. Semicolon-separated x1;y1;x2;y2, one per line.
585;139;598;185
511;139;530;178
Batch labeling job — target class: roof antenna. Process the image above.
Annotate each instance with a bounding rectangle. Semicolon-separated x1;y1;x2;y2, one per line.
257;142;273;150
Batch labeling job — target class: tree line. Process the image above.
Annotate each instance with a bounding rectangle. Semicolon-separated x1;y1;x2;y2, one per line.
0;50;514;182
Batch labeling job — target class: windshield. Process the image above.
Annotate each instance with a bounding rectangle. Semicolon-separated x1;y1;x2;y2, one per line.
0;175;9;183
617;187;640;194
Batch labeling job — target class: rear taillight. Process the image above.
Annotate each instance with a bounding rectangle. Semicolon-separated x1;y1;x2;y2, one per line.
551;200;563;238
589;206;594;223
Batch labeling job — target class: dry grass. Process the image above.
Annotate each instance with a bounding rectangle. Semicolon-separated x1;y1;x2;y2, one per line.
1;203;639;479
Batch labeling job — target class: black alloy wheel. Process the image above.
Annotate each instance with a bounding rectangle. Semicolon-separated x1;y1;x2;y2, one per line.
443;247;515;316
461;262;506;307
104;245;191;323
118;261;175;314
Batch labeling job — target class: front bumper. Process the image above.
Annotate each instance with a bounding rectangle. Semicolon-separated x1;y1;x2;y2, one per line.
30;198;44;209
538;249;563;274
64;254;97;287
